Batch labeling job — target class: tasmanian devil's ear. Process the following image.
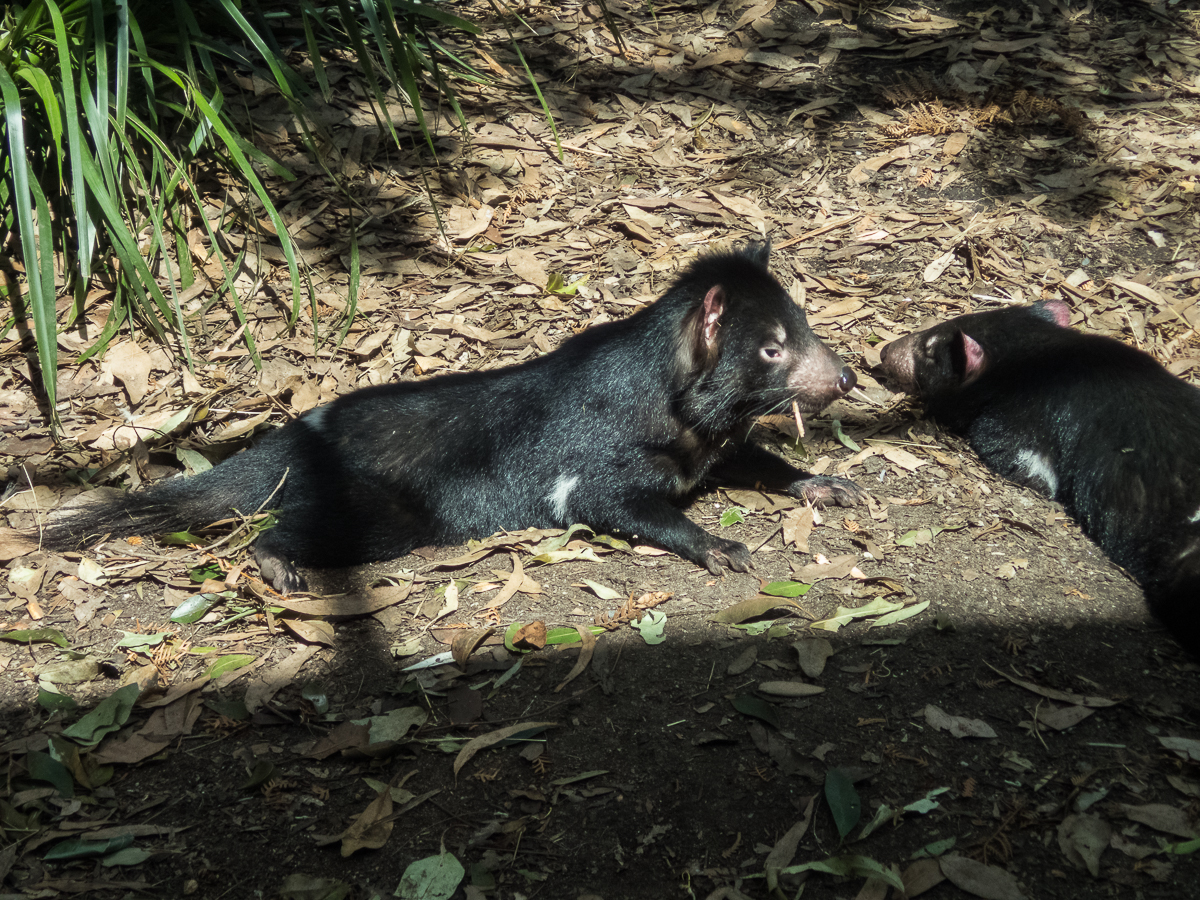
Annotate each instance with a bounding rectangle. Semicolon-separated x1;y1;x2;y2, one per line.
740;240;771;267
1033;299;1071;327
957;331;987;384
681;285;727;373
700;285;726;348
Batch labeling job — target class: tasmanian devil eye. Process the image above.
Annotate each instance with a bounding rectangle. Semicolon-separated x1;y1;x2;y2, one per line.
761;345;784;360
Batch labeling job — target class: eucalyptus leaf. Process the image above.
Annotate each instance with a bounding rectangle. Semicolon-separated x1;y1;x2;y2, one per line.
61;683;139;749
395;850;465;900
824;769;861;839
1;627;69;648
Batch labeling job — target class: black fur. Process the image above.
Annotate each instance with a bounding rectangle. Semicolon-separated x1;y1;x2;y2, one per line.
879;301;1200;655
44;243;864;591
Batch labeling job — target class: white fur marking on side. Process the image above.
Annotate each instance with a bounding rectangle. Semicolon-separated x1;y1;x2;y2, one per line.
1188;506;1200;525
1015;449;1058;496
549;475;579;519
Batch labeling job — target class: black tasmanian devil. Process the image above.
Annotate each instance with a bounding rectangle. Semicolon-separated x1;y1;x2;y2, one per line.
879;300;1200;655
44;242;864;592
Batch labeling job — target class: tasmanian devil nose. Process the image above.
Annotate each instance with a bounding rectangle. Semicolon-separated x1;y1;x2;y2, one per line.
879;343;891;364
838;367;857;393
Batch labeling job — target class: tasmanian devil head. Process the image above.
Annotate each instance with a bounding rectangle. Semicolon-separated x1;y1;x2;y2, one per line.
673;242;856;434
879;300;1071;400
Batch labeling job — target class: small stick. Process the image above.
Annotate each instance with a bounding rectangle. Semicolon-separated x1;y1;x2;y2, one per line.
791;399;806;439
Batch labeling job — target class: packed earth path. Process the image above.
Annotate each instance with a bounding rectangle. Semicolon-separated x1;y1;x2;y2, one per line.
3;1;1200;898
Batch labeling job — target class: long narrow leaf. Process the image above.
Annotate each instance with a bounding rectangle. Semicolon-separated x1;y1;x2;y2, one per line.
510;41;561;161
361;0;399;83
337;220;360;348
0;63;58;418
299;2;332;102
395;0;482;34
147;61;302;326
46;0;96;280
12;66;64;163
335;0;400;147
211;0;301;102
113;0;130;131
75;149;171;337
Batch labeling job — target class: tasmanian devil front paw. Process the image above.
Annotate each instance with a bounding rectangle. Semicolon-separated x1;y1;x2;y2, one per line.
703;539;752;575
793;475;865;507
256;546;307;594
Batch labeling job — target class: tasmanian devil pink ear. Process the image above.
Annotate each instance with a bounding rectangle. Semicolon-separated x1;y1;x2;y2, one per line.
959;332;986;384
701;286;726;347
1037;299;1071;327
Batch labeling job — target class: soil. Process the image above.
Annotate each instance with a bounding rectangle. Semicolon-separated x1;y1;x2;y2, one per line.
3;1;1200;899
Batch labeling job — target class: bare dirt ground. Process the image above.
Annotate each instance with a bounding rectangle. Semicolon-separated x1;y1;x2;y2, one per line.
3;1;1200;898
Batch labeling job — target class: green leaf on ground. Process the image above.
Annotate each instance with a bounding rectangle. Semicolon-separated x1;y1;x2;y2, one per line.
44;834;135;861
395;849;465;900
831;420;861;452
720;506;749;526
61;683;139;749
825;769;862;839
631;609;666;644
27;751;74;797
204;654;257;679
713;596;801;624
732;694;780;730
171;592;232;624
761;581;812;597
2;627;69;648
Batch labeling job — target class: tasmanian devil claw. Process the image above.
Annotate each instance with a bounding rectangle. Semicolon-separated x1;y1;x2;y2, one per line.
256;547;307;594
795;475;866;508
704;540;753;575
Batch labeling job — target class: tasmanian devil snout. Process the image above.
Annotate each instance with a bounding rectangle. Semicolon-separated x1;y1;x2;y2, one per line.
43;241;865;592
787;343;856;412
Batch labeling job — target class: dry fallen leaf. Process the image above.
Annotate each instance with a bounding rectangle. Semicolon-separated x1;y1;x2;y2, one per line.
338;783;394;857
924;704;997;739
453;721;557;778
1057;814;1110;877
451;627;496;666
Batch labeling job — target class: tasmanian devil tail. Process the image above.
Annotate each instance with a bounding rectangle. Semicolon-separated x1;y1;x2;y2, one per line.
42;443;287;550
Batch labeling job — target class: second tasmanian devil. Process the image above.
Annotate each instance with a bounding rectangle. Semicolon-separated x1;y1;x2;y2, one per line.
879;300;1200;655
44;242;864;592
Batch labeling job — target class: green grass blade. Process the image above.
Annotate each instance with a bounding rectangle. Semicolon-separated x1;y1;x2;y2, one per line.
29;175;60;423
210;0;301;101
398;36;436;155
125;8;158;128
337;219;360;349
335;0;400;146
149;63;303;326
299;1;332;102
360;0;399;82
510;41;561;160
74;299;128;366
12;65;64;161
89;0;109;154
113;0;130;131
75;147;171;337
46;0;97;280
0;64;59;418
395;0;481;34
111;116;194;368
